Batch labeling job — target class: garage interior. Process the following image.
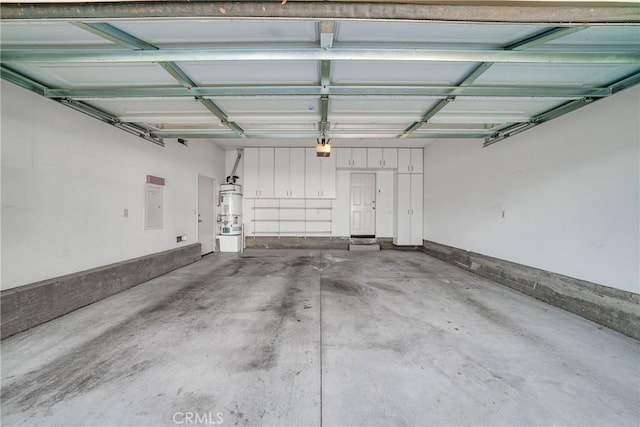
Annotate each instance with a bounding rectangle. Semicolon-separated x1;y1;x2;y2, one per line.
1;1;639;426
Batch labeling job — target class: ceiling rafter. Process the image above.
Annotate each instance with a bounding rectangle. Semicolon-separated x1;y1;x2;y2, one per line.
0;64;164;146
483;69;640;147
42;85;614;99
3;47;638;64
1;16;638;143
73;22;246;137
401;26;587;138
150;129;493;139
319;21;335;135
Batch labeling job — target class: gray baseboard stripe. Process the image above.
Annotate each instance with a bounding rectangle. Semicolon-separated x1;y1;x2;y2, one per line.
422;240;640;341
1;243;201;340
246;236;349;249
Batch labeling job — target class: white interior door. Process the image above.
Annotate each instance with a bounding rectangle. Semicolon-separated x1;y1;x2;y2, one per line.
198;175;215;255
350;173;376;236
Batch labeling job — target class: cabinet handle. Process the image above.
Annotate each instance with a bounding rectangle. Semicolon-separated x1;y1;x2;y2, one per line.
383;160;386;166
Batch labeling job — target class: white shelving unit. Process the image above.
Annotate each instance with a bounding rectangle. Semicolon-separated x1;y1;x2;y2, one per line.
247;198;333;237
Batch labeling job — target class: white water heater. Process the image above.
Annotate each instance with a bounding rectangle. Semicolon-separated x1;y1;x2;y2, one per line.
219;184;242;236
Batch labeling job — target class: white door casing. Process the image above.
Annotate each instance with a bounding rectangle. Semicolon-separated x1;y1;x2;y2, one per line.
350;173;376;236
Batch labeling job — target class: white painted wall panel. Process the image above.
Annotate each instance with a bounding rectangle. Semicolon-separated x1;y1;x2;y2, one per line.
423;86;640;293
1;80;225;290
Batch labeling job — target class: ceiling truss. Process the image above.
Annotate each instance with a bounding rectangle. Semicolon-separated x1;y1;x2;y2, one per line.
1;4;639;146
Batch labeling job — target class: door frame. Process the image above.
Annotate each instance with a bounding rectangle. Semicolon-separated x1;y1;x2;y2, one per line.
349;172;376;237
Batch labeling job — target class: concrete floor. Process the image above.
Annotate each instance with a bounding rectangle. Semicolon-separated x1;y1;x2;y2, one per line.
1;250;639;426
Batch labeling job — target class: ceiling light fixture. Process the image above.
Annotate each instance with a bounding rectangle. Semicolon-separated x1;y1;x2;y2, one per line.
316;134;331;157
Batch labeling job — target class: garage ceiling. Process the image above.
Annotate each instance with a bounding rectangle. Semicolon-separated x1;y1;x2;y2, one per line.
1;2;639;147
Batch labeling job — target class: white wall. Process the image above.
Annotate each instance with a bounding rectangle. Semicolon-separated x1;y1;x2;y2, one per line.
1;81;225;290
424;86;640;293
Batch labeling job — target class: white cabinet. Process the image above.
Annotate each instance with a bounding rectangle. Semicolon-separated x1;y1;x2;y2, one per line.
274;147;305;198
367;148;397;169
244;147;274;198
336;148;367;169
394;173;423;245
398;148;423;173
305;148;336;198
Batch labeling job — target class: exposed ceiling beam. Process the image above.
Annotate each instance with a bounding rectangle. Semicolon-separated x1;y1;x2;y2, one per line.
151;130;493;139
319;21;335;135
400;97;454;138
73;22;246;137
320;96;329;134
483;69;640;147
43;85;614;99
1;65;48;96
1;1;638;24
0;64;164;146
508;26;588;51
400;26;589;137
3;48;638;64
72;22;158;50
456;26;588;90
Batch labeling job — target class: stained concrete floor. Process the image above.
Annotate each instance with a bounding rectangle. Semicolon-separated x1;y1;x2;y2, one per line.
1;250;639;427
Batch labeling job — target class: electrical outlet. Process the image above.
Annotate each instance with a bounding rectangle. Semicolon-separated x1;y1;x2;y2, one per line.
123;208;129;218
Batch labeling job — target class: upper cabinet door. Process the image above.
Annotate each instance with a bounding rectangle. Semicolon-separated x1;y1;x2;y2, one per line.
398;148;412;173
336;147;366;168
274;148;290;198
367;148;383;168
367;148;397;169
289;148;306;198
352;148;367;168
259;147;275;198
398;148;423;173
382;148;398;168
243;147;260;197
336;148;351;169
411;148;423;174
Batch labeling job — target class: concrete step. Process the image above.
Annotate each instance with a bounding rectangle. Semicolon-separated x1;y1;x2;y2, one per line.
349;244;380;251
349;237;380;251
